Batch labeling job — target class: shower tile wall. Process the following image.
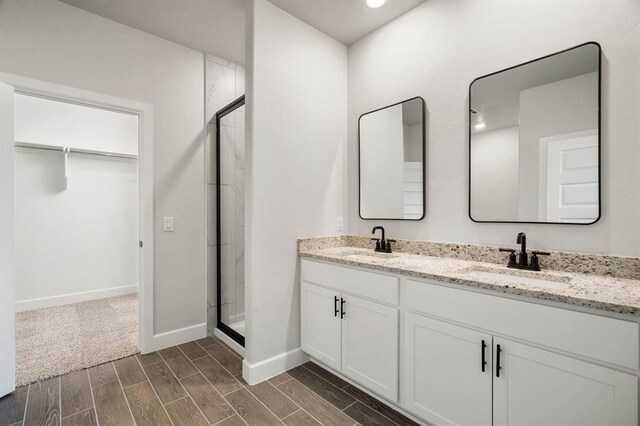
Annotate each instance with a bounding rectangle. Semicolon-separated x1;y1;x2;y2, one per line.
205;54;245;335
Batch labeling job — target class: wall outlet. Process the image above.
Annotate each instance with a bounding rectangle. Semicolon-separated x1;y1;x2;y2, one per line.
163;216;175;232
337;216;344;231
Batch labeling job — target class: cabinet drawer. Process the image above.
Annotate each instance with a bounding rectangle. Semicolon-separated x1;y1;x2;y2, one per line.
301;259;399;305
406;279;639;370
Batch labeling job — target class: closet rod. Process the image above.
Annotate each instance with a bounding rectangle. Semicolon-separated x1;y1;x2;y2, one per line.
15;141;138;159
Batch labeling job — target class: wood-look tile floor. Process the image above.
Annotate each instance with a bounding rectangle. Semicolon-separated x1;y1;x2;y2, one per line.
0;336;419;426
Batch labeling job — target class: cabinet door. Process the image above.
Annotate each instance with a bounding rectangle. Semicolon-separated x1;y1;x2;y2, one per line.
403;312;492;426
341;295;398;402
301;282;341;371
494;338;638;426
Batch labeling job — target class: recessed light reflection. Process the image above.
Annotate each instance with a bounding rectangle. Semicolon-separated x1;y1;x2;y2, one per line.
366;0;386;8
474;122;486;130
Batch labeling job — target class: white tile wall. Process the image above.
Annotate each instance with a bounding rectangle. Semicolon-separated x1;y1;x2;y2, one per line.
207;245;217;306
235;284;245;322
207;305;217;335
234;107;245;321
221;302;234;327
235;226;245;284
236;66;246;98
221;109;236;128
206;123;216;185
221;244;236;304
206;58;236;123
236;110;245;169
235;169;245;224
219;125;236;186
207;184;216;246
220;185;236;245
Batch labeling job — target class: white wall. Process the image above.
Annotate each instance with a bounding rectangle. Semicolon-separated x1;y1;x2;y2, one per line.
14;94;139;310
246;0;347;372
15;93;139;154
0;82;16;396
348;0;640;256
471;126;519;221
0;0;206;336
15;151;139;309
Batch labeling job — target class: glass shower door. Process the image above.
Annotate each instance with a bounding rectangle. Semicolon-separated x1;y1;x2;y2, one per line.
216;96;245;346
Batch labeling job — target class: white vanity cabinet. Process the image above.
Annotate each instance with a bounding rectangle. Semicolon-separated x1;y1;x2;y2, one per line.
300;258;639;426
301;282;342;370
404;278;639;426
404;313;637;426
492;338;637;426
341;293;398;400
300;260;399;402
403;312;492;425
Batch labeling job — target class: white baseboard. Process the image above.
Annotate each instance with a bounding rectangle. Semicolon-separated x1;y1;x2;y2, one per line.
242;347;309;385
148;322;207;353
15;285;138;312
214;328;245;357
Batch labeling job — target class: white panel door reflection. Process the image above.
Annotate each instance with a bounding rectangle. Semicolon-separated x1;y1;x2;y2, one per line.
544;131;598;223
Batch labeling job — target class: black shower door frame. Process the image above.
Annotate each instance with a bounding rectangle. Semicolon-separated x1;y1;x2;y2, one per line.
215;95;245;347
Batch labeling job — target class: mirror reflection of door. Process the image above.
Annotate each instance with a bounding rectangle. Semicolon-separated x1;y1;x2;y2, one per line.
543;130;598;223
469;42;600;224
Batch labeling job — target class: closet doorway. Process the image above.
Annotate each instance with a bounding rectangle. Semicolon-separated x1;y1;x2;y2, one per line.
0;73;154;394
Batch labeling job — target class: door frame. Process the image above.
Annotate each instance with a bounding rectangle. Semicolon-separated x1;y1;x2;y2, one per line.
0;72;155;353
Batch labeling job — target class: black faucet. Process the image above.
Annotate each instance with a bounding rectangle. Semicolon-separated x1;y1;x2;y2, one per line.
516;232;527;267
371;226;395;253
499;232;550;271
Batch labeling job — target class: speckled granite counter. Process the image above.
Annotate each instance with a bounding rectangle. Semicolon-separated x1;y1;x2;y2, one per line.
298;237;640;318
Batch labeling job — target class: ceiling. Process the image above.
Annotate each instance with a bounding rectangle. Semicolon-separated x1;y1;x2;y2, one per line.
59;0;426;65
268;0;425;45
60;0;247;65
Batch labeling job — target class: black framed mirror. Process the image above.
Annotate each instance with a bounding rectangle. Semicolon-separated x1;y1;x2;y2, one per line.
469;42;601;225
359;96;426;220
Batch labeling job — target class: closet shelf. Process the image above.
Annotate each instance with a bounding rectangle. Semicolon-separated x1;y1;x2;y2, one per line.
15;141;138;159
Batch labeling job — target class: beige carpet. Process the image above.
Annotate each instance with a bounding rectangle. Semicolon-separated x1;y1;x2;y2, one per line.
15;293;139;387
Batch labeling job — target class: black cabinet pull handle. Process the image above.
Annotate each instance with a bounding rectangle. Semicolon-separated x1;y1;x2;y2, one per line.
496;344;502;377
334;296;339;317
481;340;487;372
340;297;346;318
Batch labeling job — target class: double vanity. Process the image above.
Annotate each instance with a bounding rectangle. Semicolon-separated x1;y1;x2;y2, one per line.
307;39;634;425
298;235;640;426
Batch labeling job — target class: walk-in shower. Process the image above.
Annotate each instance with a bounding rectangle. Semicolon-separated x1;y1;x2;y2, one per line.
215;95;245;346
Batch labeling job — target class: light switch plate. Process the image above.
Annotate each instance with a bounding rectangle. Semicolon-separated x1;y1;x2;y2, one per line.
163;217;175;232
337;216;344;231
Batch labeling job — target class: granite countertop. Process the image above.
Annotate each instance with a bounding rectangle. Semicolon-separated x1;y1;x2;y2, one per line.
299;245;640;318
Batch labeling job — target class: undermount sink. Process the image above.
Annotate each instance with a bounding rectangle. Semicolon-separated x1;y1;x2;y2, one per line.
342;250;399;260
464;267;570;290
